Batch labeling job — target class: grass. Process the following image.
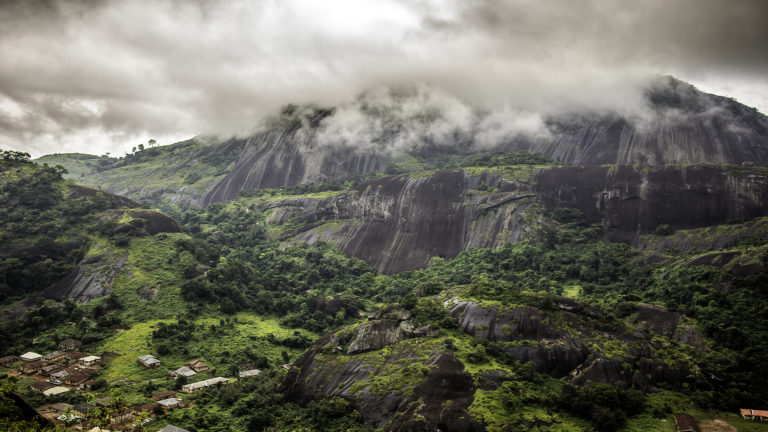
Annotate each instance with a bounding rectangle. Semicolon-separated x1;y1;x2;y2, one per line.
96;312;316;383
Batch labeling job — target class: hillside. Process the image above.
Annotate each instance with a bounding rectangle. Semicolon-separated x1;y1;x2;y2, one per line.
3;77;768;431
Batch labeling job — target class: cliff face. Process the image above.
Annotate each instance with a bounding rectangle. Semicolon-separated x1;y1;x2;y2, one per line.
200;130;390;206
535;165;768;242
261;165;768;274
194;77;768;205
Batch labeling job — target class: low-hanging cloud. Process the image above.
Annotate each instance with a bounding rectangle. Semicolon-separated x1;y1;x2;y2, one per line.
0;0;766;157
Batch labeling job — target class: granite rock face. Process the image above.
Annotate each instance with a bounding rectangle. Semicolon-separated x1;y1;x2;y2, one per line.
261;165;768;273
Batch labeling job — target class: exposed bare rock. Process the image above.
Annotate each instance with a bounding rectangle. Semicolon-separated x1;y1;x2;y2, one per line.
43;255;128;303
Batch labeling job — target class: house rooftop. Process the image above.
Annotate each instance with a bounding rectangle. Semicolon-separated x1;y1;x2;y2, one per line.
81;355;101;362
239;369;261;378
158;426;191;432
158;398;183;407
43;386;70;397
172;366;197;377
151;390;177;400
20;352;42;360
50;402;73;412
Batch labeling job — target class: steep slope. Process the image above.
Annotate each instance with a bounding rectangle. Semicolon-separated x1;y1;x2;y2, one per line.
58;76;768;208
253;164;768;273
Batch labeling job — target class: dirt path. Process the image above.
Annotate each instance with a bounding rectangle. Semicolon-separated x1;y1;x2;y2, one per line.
700;419;737;432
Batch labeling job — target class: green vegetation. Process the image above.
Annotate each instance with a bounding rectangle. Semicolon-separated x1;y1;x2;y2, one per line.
2;146;768;431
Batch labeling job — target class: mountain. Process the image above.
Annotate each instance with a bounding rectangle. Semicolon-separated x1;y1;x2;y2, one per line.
5;77;768;431
40;76;768;212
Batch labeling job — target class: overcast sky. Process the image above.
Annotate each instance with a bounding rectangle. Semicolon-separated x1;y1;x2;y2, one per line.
1;0;767;158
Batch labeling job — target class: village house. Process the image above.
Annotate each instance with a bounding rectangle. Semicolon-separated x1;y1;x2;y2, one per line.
0;355;19;366
281;363;293;370
238;369;261;378
170;366;197;379
61;352;84;365
79;355;101;367
20;360;43;374
58;339;82;351
50;369;70;382
741;408;768;421
159;425;191;432
29;381;55;393
50;403;73;414
43;386;70;397
187;359;208;372
180;377;229;393
41;351;66;364
151;390;177;401
65;368;96;386
41;364;63;376
20;352;42;362
157;397;185;411
138;354;161;368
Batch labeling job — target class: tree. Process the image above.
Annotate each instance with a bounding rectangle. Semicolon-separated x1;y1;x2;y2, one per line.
149;139;157;147
138;144;145;152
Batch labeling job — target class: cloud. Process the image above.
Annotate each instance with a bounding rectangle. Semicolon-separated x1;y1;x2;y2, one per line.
0;0;766;157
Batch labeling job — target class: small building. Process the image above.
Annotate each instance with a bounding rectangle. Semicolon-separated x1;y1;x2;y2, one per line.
138;354;161;369
29;381;56;393
0;355;19;366
238;369;261;378
58;339;82;351
20;352;42;362
170;366;197;379
80;355;101;366
151;390;177;401
157;397;185;411
20;360;43;374
159;426;191;432
741;408;768;421
41;364;63;376
43;386;70;397
187;360;208;372
281;363;293;370
65;368;95;386
180;377;229;393
41;351;66;364
673;413;699;432
62;352;84;364
50;402;73;413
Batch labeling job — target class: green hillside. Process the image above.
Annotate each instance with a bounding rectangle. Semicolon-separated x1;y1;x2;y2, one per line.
1;147;768;431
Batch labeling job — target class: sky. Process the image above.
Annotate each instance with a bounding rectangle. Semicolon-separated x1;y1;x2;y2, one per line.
0;0;767;158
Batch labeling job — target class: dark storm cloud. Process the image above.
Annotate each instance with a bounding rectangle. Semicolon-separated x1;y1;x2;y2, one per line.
0;0;765;157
